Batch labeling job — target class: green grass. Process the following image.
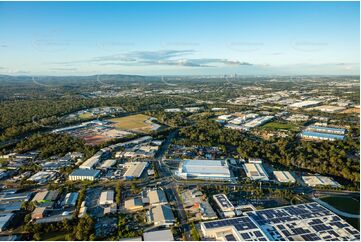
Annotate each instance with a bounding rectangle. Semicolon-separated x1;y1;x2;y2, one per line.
320;196;360;214
108;114;153;131
41;231;71;241
261;121;299;131
78;112;93;119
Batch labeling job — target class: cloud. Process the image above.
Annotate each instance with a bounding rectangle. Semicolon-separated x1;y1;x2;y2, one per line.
49;49;252;68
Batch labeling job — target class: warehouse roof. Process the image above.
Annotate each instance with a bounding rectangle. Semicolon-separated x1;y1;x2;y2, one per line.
143;229;174;241
124;162;147;178
148;189;168;205
150;205;175;224
301;131;344;140
273;171;296;183
69;169;100;177
181;159;231;176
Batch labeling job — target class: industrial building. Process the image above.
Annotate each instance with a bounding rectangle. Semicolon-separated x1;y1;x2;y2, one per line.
68;169;100;181
99;190;114;205
213;194;235;218
148;205;175;227
124;197;144;211
289;100;321;108
79;154;101;170
243;163;269;181
310;105;346;113
31;207;47;220
176;159;232;181
300;131;344;141
64;192;79;207
123;162;148;180
307;125;346;135
0;213;14;232
273;171;296;183
201;203;359;241
100;159;117;169
148;189;168;206
143;229;174;241
302;175;340;187
243;116;274;129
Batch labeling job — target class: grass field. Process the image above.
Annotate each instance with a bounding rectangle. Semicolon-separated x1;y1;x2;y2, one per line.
78;112;93;119
108;114;154;132
262;121;299;131
41;231;71;241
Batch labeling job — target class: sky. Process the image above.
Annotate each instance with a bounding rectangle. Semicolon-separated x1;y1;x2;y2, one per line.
0;1;359;76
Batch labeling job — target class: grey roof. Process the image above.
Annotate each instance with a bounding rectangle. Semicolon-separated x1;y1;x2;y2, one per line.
69;169;100;177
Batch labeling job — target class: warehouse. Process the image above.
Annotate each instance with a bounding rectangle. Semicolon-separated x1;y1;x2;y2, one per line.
213;194;235;218
143;229;174;241
148;189;168;206
124;197;144;211
200;203;359;241
289;100;321;108
243;163;269;181
99;190;114;205
68;169;100;181
300;131;344;141
0;213;14;232
123;162;148;180
306;125;346;135
176;159;232;181
302;175;340;187
273;171;296;183
79;154;101;169
64;192;79;207
148;205;175;227
310;105;346;113
100;159;117;169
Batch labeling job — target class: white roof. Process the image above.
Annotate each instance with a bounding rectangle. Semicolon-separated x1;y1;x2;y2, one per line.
143;229;174;241
99;190;114;204
302;175;340;187
290;100;321;108
100;159;116;168
181;159;230;176
243;163;269;181
80;155;101;169
273;171;296;183
124;162;147;178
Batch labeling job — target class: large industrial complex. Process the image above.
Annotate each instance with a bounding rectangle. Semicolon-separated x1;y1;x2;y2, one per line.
201;203;359;241
176;159;233;181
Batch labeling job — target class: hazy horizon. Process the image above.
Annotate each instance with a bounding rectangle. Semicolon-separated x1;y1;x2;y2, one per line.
0;1;359;76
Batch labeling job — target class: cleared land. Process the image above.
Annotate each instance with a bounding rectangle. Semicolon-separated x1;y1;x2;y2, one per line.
108;114;155;132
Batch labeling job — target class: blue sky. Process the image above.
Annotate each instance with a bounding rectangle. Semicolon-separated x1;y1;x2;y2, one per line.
0;1;359;76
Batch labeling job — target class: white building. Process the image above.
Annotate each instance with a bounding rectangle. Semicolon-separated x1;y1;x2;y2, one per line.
99;190;114;205
213;194;235;218
79;154;101;170
123;162;148;180
143;229;174;241
243;163;269;181
176;159;232;181
148;205;175;227
148;189;168;206
273;171;296;183
289;100;321;108
302;175;340;187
